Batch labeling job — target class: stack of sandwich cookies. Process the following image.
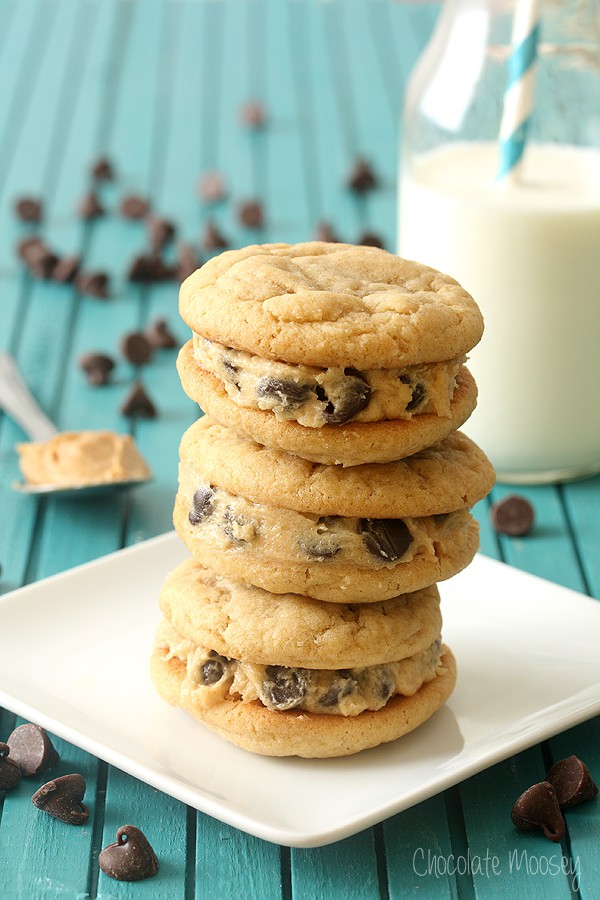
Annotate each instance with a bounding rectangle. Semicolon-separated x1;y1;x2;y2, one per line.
151;241;494;757
177;242;482;466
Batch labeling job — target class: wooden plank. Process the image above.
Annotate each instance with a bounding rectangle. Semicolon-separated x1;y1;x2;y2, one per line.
195;817;283;900
292;829;382;900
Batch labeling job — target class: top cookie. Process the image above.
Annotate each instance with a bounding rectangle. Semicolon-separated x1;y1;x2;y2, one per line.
180;242;483;369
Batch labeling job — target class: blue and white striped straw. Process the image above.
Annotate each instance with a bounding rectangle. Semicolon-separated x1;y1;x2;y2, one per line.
497;0;541;180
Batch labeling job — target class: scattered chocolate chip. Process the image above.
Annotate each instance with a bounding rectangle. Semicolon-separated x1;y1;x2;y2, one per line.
240;100;267;129
314;221;340;243
79;352;115;386
257;377;311;410
91;157;115;181
200;652;229;686
51;255;81;284
14;197;43;223
146;318;177;349
262;667;308;710
546;756;598;809
511;781;565;842
318;673;356;707
198;170;227;203
347;158;378;194
126;253;175;283
147;216;176;252
490;494;534;537
358;231;385;249
359;518;413;562
317;369;371;425
76;270;110;299
0;742;21;792
120;332;153;366
32;773;89;825
120;194;150;220
17;236;47;264
120;382;157;418
237;200;264;229
6;724;59;776
77;191;104;220
99;825;159;882
176;243;199;282
16;236;59;278
189;486;214;525
201;219;229;251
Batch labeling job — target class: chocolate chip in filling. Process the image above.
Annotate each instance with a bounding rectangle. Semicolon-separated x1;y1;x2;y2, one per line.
359;518;413;562
256;377;312;410
221;358;241;389
262;666;309;710
222;506;257;543
318;672;357;708
189;486;215;525
399;375;427;412
200;652;230;685
316;368;371;425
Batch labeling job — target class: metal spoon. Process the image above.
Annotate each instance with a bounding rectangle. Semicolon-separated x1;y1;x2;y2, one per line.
0;352;152;498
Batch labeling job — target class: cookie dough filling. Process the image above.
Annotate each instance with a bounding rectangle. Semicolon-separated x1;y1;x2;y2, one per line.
161;623;444;716
178;470;473;571
192;334;465;427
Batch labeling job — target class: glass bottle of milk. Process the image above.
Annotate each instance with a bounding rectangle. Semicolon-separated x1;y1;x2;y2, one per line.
398;0;600;483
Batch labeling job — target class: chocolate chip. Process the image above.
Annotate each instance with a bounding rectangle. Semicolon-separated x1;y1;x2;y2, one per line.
359;518;413;562
76;271;110;299
176;243;199;282
198;170;227;203
358;231;385;249
546;756;598;809
300;537;341;560
6;724;59;776
51;255;81;283
317;369;371;425
347;158;378;194
400;376;426;412
99;825;159;882
120;194;150;219
99;826;159;882
91;157;115;181
120;331;154;366
257;377;312;410
120;382;157;418
189;486;214;525
511;781;565;842
222;506;255;542
313;221;340;243
0;742;21;792
376;670;395;701
32;773;89;825
319;673;356;708
240;100;267;128
490;494;534;537
262;667;308;710
17;236;47;264
147;216;176;252
14;197;43;223
237;200;264;229
79;352;115;386
126;253;175;283
201;220;229;251
200;652;229;686
146;318;177;349
221;358;240;387
77;191;104;219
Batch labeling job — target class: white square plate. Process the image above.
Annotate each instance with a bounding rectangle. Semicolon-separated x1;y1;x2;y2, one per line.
0;532;599;848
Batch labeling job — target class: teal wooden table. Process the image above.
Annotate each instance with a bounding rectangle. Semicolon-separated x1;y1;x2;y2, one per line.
0;1;598;897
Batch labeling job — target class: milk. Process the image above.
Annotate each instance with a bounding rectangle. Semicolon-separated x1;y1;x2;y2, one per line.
399;141;600;482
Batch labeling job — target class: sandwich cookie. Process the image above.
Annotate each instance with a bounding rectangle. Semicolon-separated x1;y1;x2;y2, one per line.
150;559;456;757
173;416;495;602
178;242;482;465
